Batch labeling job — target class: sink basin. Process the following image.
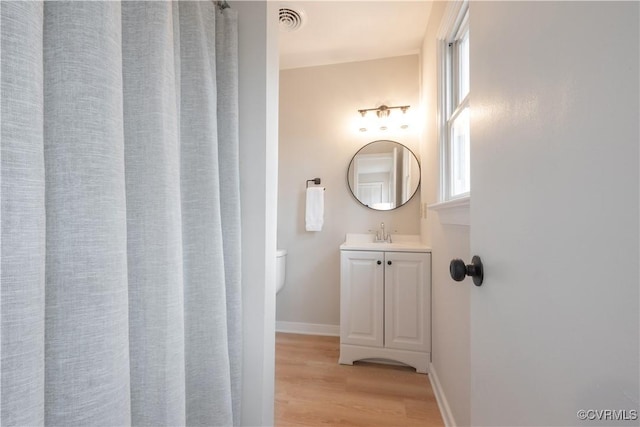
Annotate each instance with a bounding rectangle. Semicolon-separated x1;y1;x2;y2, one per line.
340;233;431;252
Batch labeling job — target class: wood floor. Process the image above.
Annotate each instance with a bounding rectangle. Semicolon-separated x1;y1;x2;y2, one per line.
275;333;444;427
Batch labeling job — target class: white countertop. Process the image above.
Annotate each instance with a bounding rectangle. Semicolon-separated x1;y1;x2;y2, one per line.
340;233;431;253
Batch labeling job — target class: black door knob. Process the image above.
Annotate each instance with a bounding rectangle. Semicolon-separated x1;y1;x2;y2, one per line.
449;256;484;286
377;260;382;265
387;260;392;265
450;259;467;281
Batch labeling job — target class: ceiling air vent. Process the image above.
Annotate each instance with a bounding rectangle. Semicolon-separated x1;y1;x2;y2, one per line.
279;7;305;32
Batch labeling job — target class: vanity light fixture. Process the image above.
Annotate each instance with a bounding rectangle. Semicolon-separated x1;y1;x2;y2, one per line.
357;105;411;132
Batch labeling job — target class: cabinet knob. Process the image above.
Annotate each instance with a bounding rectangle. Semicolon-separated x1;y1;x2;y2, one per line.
377;260;382;265
387;260;392;265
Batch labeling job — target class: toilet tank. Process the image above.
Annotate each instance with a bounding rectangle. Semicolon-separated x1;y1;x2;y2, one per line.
276;249;287;294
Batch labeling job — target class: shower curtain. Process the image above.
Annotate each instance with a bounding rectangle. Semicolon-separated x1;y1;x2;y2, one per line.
1;1;241;425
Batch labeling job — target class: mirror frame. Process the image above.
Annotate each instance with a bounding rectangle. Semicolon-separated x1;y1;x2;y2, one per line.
346;140;421;211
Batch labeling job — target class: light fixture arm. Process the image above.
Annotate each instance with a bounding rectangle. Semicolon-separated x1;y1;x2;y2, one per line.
357;104;410;116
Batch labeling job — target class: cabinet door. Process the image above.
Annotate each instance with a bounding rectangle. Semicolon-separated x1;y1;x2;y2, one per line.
340;251;384;347
384;252;431;352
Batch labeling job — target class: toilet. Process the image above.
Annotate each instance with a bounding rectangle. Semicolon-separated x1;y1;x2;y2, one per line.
276;249;287;294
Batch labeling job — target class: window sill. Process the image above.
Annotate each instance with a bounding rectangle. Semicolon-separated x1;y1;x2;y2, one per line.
428;196;470;226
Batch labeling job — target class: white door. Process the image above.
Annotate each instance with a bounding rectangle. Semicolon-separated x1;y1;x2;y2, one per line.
469;2;638;425
384;252;431;352
357;182;383;208
340;251;384;347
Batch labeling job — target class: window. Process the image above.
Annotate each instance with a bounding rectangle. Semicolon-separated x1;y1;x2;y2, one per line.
442;6;470;200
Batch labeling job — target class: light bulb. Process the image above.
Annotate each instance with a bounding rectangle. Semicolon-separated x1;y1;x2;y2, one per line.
377;106;390;131
358;111;368;132
399;107;410;130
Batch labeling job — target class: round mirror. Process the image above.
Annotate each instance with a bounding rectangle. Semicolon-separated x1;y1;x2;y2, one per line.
347;140;420;210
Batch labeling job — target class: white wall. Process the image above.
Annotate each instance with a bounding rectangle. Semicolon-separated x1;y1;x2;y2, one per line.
233;1;278;425
419;2;471;426
277;56;421;328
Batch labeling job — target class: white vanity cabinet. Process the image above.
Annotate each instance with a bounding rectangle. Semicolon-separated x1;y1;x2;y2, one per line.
339;248;431;373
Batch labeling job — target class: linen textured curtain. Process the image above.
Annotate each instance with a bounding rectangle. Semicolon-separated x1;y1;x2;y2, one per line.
0;1;241;425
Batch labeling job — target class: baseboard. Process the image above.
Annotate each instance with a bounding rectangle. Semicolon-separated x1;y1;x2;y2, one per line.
275;321;339;336
428;362;457;427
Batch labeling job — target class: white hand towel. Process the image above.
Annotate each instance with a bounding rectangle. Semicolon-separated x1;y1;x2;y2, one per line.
305;187;325;231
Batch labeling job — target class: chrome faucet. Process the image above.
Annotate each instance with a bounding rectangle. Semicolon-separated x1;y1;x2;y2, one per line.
375;222;392;243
